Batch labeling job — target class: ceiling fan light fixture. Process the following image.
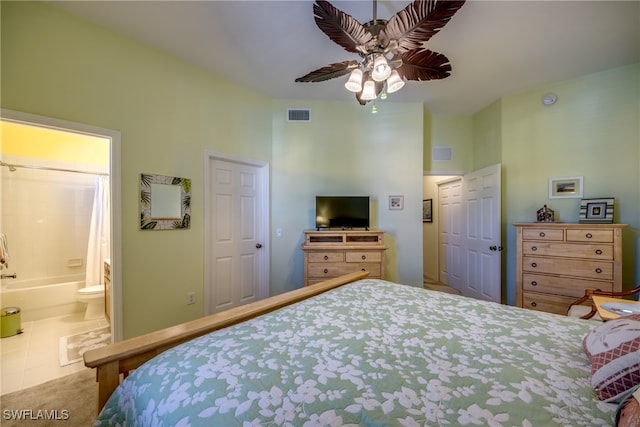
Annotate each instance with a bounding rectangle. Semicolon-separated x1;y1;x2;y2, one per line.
296;0;466;105
344;69;363;93
361;80;377;101
385;70;405;94
371;55;392;82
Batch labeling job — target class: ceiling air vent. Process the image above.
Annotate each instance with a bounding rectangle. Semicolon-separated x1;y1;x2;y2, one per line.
287;109;311;122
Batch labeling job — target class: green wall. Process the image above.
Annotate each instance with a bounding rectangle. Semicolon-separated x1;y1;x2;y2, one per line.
1;1;273;337
427;115;473;173
1;1;425;338
425;64;639;305
271;99;425;293
501;64;640;304
2;2;638;339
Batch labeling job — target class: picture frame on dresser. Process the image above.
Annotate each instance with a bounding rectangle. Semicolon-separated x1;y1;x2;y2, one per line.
548;176;583;199
579;198;614;224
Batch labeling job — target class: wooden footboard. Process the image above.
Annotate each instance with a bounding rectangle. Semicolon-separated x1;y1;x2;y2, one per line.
83;271;369;415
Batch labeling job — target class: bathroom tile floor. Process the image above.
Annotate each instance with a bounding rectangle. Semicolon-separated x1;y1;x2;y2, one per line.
0;312;108;395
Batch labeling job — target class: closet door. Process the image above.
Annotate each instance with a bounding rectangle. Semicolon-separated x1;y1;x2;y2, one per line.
437;164;502;303
204;154;269;314
438;178;464;290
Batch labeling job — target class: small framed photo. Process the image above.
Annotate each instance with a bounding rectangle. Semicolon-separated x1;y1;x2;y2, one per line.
389;195;404;210
579;198;614;224
423;199;432;222
549;176;583;199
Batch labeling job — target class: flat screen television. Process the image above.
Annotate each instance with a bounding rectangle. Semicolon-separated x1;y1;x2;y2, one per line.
315;196;370;230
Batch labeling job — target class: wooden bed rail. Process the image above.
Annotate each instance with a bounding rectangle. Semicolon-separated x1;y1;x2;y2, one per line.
84;271;369;414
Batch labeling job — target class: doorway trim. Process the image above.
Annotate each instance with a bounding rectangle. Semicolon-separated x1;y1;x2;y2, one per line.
1;109;123;341
203;150;270;315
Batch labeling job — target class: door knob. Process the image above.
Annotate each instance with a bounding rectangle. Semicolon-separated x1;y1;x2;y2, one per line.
256;243;262;249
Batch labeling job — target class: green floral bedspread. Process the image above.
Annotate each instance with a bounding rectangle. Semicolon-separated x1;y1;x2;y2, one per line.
95;279;615;426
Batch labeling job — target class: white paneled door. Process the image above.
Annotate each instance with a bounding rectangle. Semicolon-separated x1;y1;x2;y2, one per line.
438;178;464;290
204;153;269;314
437;164;502;303
462;164;502;303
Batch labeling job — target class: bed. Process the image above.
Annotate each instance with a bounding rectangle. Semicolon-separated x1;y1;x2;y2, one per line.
85;272;632;426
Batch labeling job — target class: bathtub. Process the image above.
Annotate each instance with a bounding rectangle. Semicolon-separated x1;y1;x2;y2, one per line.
1;278;85;322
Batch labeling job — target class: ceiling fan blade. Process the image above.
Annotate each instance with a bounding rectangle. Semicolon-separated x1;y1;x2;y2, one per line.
313;0;374;54
295;60;359;83
396;49;452;81
380;0;466;54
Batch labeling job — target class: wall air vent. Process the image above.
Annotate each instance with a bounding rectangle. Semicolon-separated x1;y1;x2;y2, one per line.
287;109;311;122
432;146;453;161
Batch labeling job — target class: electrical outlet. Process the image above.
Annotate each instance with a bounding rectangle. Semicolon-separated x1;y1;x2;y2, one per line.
187;292;195;305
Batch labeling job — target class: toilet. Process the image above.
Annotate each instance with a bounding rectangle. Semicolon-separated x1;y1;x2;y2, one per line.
77;285;105;320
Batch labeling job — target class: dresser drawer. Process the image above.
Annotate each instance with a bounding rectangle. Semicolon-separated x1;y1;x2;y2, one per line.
522;242;613;260
307;252;344;263
566;229;614;243
523;256;613;280
522;292;578;316
522;228;564;241
308;263;381;278
345;251;382;263
522;273;613;298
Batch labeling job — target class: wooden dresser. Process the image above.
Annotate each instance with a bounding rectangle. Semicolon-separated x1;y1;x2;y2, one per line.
515;223;627;315
302;230;386;286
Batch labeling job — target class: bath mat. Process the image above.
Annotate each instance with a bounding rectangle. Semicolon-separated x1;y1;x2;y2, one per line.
59;326;110;366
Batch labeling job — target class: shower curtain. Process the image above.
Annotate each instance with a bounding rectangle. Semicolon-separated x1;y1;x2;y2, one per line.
85;176;110;287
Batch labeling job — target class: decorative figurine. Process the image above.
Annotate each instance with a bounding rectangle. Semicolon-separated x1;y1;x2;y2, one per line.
537;205;555;222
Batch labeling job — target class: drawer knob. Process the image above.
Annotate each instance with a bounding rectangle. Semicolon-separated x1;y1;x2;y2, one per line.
586;233;593;239
531;281;538;286
531;302;537;307
324;255;329;260
531;246;537;251
595;268;602;274
361;255;366;260
531;262;537;268
595;249;602;255
361;268;366;272
323;268;328;274
539;232;546;237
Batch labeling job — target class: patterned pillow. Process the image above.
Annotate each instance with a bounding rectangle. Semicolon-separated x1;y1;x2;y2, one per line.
582;314;640;402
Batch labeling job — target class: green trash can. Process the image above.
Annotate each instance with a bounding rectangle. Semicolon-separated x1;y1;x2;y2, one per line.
1;307;23;338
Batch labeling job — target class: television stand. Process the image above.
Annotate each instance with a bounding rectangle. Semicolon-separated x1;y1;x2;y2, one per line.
301;229;386;286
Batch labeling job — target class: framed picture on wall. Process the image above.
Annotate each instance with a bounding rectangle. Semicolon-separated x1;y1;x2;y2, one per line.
389;195;404;210
549;176;583;199
423;199;432;222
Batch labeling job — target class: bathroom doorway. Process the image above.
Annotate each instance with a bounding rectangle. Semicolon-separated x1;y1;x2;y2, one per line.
0;109;121;392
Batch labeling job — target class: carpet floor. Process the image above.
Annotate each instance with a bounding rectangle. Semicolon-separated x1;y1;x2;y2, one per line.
423;280;462;295
0;368;96;426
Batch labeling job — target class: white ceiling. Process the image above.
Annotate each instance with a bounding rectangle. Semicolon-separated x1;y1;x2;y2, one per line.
50;0;640;115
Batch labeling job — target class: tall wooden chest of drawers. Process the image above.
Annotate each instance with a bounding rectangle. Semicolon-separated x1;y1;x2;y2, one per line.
515;223;627;315
302;230;386;286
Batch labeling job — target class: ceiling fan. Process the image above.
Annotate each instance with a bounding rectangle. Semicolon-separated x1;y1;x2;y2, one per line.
295;0;466;105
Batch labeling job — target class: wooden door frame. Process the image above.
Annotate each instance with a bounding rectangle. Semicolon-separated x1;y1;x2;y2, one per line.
203;150;270;315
